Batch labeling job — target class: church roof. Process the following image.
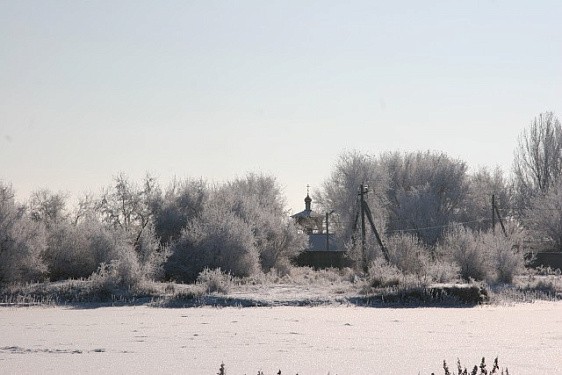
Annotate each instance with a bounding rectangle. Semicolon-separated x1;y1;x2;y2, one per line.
291;208;318;219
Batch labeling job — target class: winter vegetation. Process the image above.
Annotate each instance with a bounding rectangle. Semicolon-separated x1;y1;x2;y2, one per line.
2;113;562;375
217;357;511;375
1;112;562;305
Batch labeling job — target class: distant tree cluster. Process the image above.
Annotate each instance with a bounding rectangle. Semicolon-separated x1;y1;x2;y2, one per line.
1;111;560;287
316;111;562;283
0;173;306;286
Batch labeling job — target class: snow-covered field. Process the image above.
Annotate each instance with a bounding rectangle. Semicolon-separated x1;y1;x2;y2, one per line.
1;303;561;374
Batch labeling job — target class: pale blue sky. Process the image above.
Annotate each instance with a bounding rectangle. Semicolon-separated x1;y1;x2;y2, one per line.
1;1;561;211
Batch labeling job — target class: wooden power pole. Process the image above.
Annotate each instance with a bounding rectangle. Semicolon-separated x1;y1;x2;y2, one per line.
359;184;367;268
354;184;390;271
492;194;508;237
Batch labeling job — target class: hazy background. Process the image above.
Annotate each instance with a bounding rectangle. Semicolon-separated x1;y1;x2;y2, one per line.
1;1;561;211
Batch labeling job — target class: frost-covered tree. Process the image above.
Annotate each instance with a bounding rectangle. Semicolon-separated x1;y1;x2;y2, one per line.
0;183;47;284
98;173;160;250
152;178;208;245
72;192;99;225
224;173;286;216
526;179;562;251
513;112;562;207
381;151;468;246
38;174;166;282
43;220;93;280
218;173;306;272
92;174;167;280
28;189;67;228
316;151;389;245
43;217;106;280
317;150;469;262
463;167;512;231
511;112;562;251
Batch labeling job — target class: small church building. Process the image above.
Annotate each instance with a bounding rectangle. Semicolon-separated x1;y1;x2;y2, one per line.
291;189;348;269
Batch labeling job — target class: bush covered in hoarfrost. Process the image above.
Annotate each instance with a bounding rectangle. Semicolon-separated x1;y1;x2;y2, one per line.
438;225;525;284
165;206;260;282
367;258;403;288
385;233;431;276
164;173;306;282
88;242;145;290
196;268;232;294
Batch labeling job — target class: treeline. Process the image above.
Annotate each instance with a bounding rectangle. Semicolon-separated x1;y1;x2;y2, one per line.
1;111;561;287
0;174;306;286
314;112;562;282
319;112;562;247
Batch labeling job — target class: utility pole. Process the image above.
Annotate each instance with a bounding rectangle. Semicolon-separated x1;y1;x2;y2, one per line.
362;199;390;263
492;194;496;234
325;210;335;251
492;194;507;237
325;212;330;251
359;184;368;271
351;184;390;270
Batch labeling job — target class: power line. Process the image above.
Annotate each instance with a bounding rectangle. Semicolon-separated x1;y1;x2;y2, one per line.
325;199;562;236
498;206;562;212
333;215;518;235
387;218;490;234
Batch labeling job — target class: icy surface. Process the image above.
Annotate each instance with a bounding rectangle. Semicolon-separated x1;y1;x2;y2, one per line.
1;303;561;374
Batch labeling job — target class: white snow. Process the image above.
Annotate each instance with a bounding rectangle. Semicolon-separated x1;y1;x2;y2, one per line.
1;303;561;374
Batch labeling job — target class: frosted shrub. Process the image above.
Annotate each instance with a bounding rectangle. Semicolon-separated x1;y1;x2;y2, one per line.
386;233;430;276
165;173;305;282
44;216;156;282
345;236;384;272
440;225;526;283
135;225;168;281
285;266;344;285
425;260;460;283
480;228;525;284
440;227;490;281
113;244;144;288
367;258;402;288
165;205;260;282
89;244;144;290
314;267;345;283
196;268;232;294
269;259;293;277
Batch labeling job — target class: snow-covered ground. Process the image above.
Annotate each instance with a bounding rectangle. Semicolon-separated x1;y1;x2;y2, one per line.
1;303;561;374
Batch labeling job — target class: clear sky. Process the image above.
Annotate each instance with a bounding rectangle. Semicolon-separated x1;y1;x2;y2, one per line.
1;1;561;212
